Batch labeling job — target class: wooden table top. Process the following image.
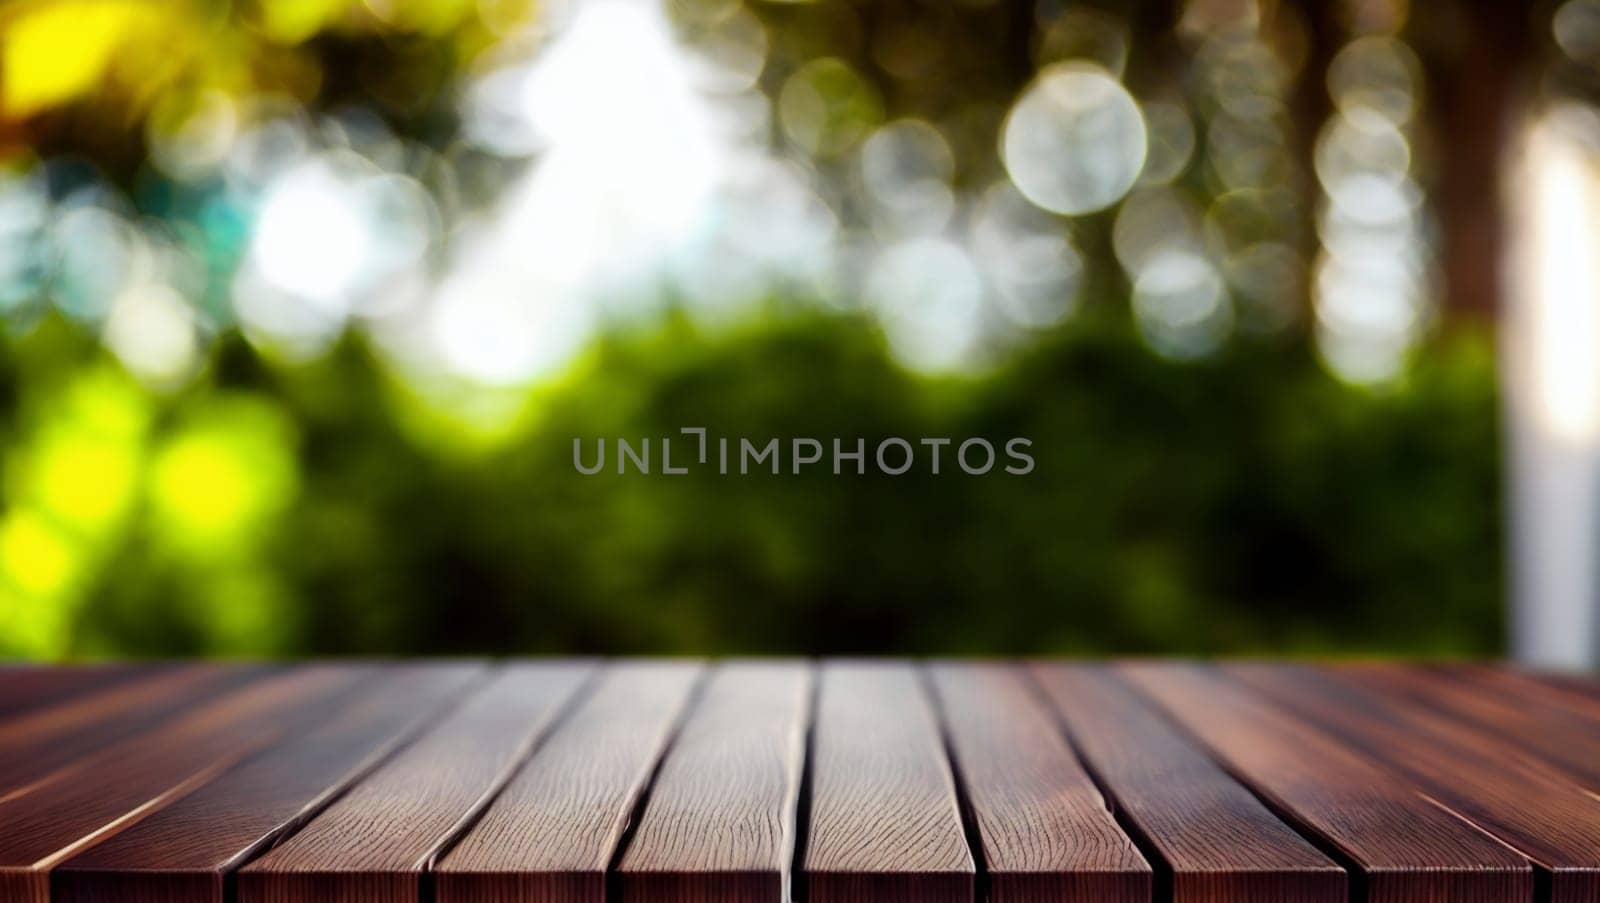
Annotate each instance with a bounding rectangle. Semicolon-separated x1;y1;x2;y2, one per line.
0;661;1596;903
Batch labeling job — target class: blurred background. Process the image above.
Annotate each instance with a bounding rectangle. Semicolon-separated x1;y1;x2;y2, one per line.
0;0;1595;667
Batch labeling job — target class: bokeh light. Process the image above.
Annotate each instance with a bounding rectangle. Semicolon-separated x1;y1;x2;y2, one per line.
858;120;957;236
1131;248;1230;360
779;58;884;157
103;282;198;388
1002;62;1147;216
1035;6;1130;76
971;182;1083;331
866;237;985;372
50;205;136;323
150;398;299;549
1556;0;1600;68
1138;101;1197;186
0;0;1565;663
1312;31;1432;385
0;169;50;314
1327;36;1422;124
249;156;378;304
148;90;240;184
0;510;77;602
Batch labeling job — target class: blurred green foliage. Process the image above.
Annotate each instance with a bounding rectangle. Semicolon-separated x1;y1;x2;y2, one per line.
0;305;1503;658
0;0;1524;661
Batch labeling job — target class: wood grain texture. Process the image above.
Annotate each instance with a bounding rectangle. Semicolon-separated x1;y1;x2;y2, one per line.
1229;663;1600;903
0;666;369;903
1514;669;1600;706
802;661;974;903
928;663;1149;903
0;664;150;720
51;663;487;903
1331;662;1600;790
237;662;594;903
1121;663;1533;903
1031;664;1344;903
0;660;1591;901
613;661;808;903
435;660;705;903
0;664;263;797
1415;665;1600;789
1459;665;1600;718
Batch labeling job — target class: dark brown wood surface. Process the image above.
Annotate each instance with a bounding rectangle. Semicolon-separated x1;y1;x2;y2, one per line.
1121;663;1534;903
1462;664;1600;718
1407;664;1600;789
1031;665;1345;903
51;664;485;903
0;664;262;797
929;663;1149;903
435;660;703;903
1228;663;1600;903
236;663;594;903
1514;668;1600;706
802;661;975;903
0;666;369;903
0;660;1597;903
614;661;809;903
0;664;150;720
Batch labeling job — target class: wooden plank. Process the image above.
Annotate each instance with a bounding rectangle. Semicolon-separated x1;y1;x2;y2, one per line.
1512;670;1600;706
435;660;704;903
1229;663;1600;903
1458;666;1600;719
0;664;263;797
1121;663;1532;903
612;661;807;903
1459;666;1600;726
237;662;594;903
0;664;152;721
1332;663;1600;791
802;661;974;903
1031;664;1343;903
51;663;487;903
0;666;370;903
929;663;1150;903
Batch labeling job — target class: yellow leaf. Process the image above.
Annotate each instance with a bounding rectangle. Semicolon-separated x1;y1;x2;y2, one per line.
149;396;299;551
0;509;79;599
1;1;147;117
256;0;348;45
367;0;473;35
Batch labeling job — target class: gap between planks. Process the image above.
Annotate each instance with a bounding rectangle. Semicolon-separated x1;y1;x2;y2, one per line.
23;661;1595;903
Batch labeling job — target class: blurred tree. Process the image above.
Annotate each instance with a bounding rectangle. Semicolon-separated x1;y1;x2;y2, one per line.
0;0;1519;659
10;305;1498;659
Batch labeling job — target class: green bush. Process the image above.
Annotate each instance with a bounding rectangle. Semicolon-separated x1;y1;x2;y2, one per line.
2;306;1503;658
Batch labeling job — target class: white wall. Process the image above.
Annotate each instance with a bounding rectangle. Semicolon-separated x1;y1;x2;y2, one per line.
1505;104;1600;670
